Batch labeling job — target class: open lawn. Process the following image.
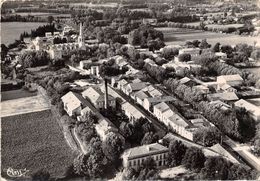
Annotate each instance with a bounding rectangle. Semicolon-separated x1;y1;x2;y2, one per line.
156;27;259;46
1;110;77;179
1;89;37;101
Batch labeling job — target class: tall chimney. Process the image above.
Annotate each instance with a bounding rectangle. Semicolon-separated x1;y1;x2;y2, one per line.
104;78;109;109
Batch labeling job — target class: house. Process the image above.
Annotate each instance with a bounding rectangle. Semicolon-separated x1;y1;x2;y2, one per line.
121;102;144;123
77;106;92;121
122;143;168;170
209;100;232;111
154;102;171;122
134;90;150;106
234;99;260;122
202;81;219;90
179;48;201;57
215;52;227;59
82;86;116;110
143;96;175;112
218;83;237;93
208;92;239;102
61;91;83;116
141;85;163;98
125;82;148;96
90;66;100;77
193;85;209;94
179;77;198;87
217;74;243;88
117;79;129;91
142;18;158;26
79;60;92;69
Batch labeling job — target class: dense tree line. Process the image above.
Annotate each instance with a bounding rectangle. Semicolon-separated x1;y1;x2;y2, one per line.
167;139;254;180
18;50;50;68
128;25;164;48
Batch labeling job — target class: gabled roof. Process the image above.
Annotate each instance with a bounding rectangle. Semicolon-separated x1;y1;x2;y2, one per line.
61;91;82;111
179;77;191;84
220;83;232;90
145;96;175;104
168;114;189;128
134;90;150;100
154;102;170;113
235;99;260;116
127;82;147;91
217;74;243;82
121;102;143;119
118;79;129;86
208;92;239;101
127;143;168;160
82;86;114;104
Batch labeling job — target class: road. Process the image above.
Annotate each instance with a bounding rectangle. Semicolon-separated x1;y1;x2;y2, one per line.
225;137;260;171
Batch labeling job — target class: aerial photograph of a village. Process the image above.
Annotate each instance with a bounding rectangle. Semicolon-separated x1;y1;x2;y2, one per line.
0;0;260;180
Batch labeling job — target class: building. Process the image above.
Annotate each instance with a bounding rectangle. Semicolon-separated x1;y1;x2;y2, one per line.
134;90;150;106
142;18;158;26
209;100;232;111
179;48;201;57
234;99;260;122
153;102;171;122
215;52;227;59
143;96;175;112
218;83;237;93
125;82;148;96
208;92;239;102
48;22;86;59
122;143;169;170
193;85;209;94
117;79;129;91
82;86;116;110
217;74;243;88
61;91;83;116
121;102;144;123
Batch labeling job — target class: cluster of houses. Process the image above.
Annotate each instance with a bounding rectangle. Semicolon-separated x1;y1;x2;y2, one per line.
115;78;215;141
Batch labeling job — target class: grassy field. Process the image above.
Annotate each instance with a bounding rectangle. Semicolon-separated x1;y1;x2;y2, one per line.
1;110;76;179
1;89;37;101
156;27;259;46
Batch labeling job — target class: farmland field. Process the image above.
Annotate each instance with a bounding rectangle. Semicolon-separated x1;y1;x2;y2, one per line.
156;27;259;46
1;110;76;179
1;22;46;45
1;89;37;101
14;12;71;18
1;94;50;118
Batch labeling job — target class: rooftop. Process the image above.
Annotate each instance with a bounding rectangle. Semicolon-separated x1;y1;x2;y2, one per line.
145;96;175;104
61;91;82;111
154;102;170;113
127;143;168;160
235;99;260;116
208;92;239;101
217;74;243;82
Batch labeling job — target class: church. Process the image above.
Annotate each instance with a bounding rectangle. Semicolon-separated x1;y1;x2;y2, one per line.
32;22;86;60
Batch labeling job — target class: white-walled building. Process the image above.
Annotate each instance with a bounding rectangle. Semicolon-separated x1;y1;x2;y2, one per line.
82;86;116;110
61;91;83;116
121;102;144;123
122;143;168;170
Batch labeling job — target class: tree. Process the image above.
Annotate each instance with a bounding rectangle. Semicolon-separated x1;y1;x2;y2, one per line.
47;16;54;24
194;127;222;147
212;42;220;52
102;132;125;162
168;140;187;167
199;156;231;180
199;39;211;49
251;49;260;61
178;53;191;62
141;132;159;145
182;147;205;171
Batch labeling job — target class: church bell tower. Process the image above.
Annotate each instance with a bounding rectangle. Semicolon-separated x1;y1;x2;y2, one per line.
78;22;86;50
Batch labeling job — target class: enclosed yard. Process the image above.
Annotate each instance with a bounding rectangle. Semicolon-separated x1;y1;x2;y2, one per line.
155;27;259;46
1;110;76;178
